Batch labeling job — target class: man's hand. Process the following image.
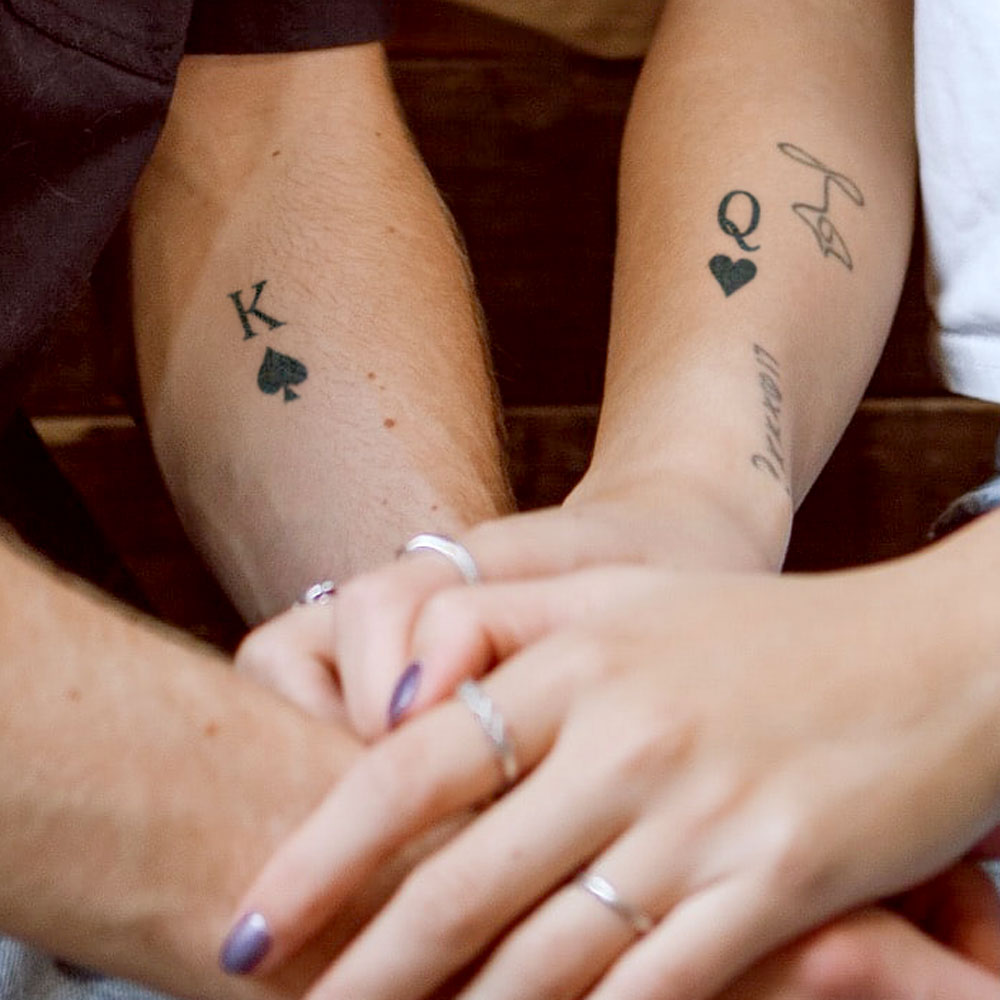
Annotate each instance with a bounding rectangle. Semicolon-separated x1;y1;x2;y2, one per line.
722;865;1000;998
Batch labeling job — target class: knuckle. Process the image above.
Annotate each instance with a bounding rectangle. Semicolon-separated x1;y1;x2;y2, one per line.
351;741;413;813
349;734;447;822
399;855;490;952
570;691;694;791
794;917;887;997
417;589;483;651
763;806;836;906
234;626;285;679
421;588;474;630
547;632;615;690
336;572;411;625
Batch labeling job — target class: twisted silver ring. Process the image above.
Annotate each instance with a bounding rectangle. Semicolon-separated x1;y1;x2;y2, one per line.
575;872;655;936
296;579;338;606
455;679;519;789
400;533;481;584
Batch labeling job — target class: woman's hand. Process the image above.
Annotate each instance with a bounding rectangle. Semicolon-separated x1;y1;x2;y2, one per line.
220;540;1000;1000
236;473;789;737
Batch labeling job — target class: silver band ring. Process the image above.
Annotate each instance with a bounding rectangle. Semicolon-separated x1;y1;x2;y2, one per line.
296;580;338;606
455;680;519;788
400;533;481;584
575;872;655;936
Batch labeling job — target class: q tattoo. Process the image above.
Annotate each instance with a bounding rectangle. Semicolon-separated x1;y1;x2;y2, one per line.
228;279;309;403
709;190;761;296
778;143;864;270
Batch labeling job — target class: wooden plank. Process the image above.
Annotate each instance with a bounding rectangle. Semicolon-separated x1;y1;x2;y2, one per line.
389;0;572;58
788;398;1000;569
32;415;245;649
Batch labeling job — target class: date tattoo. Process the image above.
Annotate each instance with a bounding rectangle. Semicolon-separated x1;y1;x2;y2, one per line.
750;343;790;495
228;279;308;403
778;143;864;270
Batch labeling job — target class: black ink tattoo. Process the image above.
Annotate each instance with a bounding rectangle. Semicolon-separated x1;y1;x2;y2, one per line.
230;279;309;401
257;347;308;402
229;280;286;339
718;190;761;253
750;343;790;495
710;255;758;296
778;143;864;270
710;190;761;295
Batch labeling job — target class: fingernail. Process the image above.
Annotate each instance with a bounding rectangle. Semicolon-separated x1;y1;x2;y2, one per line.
388;661;422;728
219;912;271;975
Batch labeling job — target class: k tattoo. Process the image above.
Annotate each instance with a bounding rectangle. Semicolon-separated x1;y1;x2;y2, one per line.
710;190;761;296
750;343;790;495
778;143;864;270
229;279;308;403
229;280;286;339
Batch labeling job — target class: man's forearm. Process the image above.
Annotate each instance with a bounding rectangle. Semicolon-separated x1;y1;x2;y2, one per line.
0;536;372;1000
578;0;915;569
130;44;512;622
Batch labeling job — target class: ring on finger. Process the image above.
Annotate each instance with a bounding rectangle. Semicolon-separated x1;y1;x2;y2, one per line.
400;533;481;584
575;872;655;937
295;579;338;606
455;679;519;790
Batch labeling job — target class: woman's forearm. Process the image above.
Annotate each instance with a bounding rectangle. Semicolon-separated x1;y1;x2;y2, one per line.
579;0;915;569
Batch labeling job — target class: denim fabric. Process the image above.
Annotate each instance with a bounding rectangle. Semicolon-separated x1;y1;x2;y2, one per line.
0;939;171;1000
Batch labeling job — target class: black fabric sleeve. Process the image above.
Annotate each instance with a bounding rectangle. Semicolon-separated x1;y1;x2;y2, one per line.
0;0;191;422
184;0;394;54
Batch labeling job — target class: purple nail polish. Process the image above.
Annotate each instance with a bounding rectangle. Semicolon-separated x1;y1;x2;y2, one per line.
388;661;422;728
220;912;271;975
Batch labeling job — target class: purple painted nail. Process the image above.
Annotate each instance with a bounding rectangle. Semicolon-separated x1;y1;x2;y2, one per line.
388;661;422;728
219;912;271;975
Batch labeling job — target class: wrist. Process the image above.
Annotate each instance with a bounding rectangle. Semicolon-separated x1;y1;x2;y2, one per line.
565;462;792;573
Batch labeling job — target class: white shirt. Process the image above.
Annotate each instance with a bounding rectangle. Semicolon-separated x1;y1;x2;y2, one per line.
917;0;1000;402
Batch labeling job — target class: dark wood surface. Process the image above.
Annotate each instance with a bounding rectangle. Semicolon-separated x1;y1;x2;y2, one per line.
10;0;995;649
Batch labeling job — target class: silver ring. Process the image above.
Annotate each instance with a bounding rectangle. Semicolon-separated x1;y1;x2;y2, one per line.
295;579;338;606
575;873;655;936
400;533;481;584
455;680;519;789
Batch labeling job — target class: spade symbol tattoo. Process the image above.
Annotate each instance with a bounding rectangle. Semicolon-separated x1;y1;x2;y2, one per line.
709;255;757;296
257;347;308;402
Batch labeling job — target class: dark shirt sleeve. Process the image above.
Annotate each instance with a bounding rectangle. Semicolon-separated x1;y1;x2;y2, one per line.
184;0;393;53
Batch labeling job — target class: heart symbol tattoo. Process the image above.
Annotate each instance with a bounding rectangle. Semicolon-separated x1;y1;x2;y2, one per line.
709;255;757;296
257;347;308;402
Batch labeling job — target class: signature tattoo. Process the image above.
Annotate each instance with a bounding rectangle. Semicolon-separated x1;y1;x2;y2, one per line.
229;280;286;340
750;343;790;495
778;143;864;270
229;279;308;402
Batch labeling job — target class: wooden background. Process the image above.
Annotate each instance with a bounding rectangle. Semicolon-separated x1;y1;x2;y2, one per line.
11;0;999;650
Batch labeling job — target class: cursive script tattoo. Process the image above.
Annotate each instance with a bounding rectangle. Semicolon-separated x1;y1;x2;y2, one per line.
750;343;790;495
778;143;864;270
